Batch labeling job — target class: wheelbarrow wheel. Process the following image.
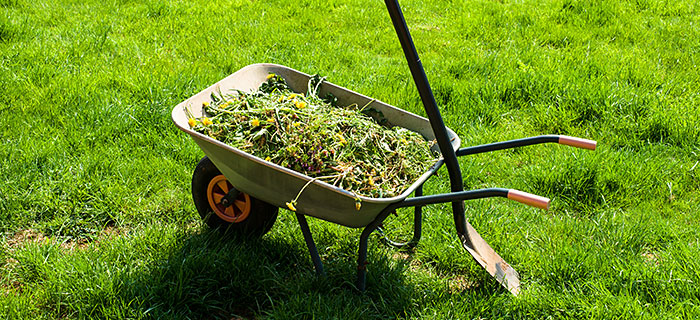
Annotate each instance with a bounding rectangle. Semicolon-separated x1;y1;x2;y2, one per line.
192;156;278;237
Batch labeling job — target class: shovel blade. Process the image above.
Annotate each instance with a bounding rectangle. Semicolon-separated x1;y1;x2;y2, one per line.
460;220;520;295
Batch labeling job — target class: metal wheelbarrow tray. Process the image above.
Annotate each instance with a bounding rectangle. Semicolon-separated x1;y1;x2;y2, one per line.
172;0;598;296
172;63;454;228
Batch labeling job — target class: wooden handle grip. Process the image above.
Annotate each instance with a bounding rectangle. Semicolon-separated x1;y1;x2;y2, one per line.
507;190;550;210
558;136;597;150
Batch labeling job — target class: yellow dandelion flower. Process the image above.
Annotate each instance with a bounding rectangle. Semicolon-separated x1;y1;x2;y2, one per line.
277;96;285;103
188;118;196;127
295;101;307;109
202;118;213;126
288;93;298;99
286;201;297;212
265;156;271;161
293;122;302;127
266;118;275;123
251;119;260;127
202;101;210;107
335;133;347;145
266;73;276;80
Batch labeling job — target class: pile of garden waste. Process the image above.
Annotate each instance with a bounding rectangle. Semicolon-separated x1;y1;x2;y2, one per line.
187;74;438;207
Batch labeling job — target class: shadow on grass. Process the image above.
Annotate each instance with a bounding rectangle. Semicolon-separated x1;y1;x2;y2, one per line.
115;227;421;319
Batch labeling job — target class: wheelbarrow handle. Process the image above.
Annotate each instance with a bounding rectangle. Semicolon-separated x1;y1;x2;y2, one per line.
393;188;550;210
455;134;597;156
507;189;550;210
558;135;597;150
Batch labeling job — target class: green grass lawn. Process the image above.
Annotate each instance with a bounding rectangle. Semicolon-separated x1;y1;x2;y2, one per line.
2;0;700;318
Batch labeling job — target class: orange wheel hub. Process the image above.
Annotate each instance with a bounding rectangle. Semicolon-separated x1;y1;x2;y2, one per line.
206;175;251;223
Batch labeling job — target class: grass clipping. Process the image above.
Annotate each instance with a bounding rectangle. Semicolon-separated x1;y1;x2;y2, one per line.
187;74;439;210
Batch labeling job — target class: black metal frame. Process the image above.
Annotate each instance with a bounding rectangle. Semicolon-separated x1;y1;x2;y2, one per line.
292;0;595;294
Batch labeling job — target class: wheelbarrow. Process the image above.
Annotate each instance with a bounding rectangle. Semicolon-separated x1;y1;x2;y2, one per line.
171;0;596;296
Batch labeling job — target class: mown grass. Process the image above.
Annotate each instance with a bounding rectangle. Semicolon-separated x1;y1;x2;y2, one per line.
1;0;699;318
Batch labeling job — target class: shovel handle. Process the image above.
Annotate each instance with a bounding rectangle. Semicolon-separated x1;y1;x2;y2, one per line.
559;135;596;150
507;190;550;210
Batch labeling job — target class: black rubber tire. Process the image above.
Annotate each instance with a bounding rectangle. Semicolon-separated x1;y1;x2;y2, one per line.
192;156;278;237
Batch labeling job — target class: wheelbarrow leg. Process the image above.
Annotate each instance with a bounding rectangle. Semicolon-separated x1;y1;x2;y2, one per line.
376;184;424;249
295;213;325;276
356;206;396;291
356;224;372;291
409;185;423;246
